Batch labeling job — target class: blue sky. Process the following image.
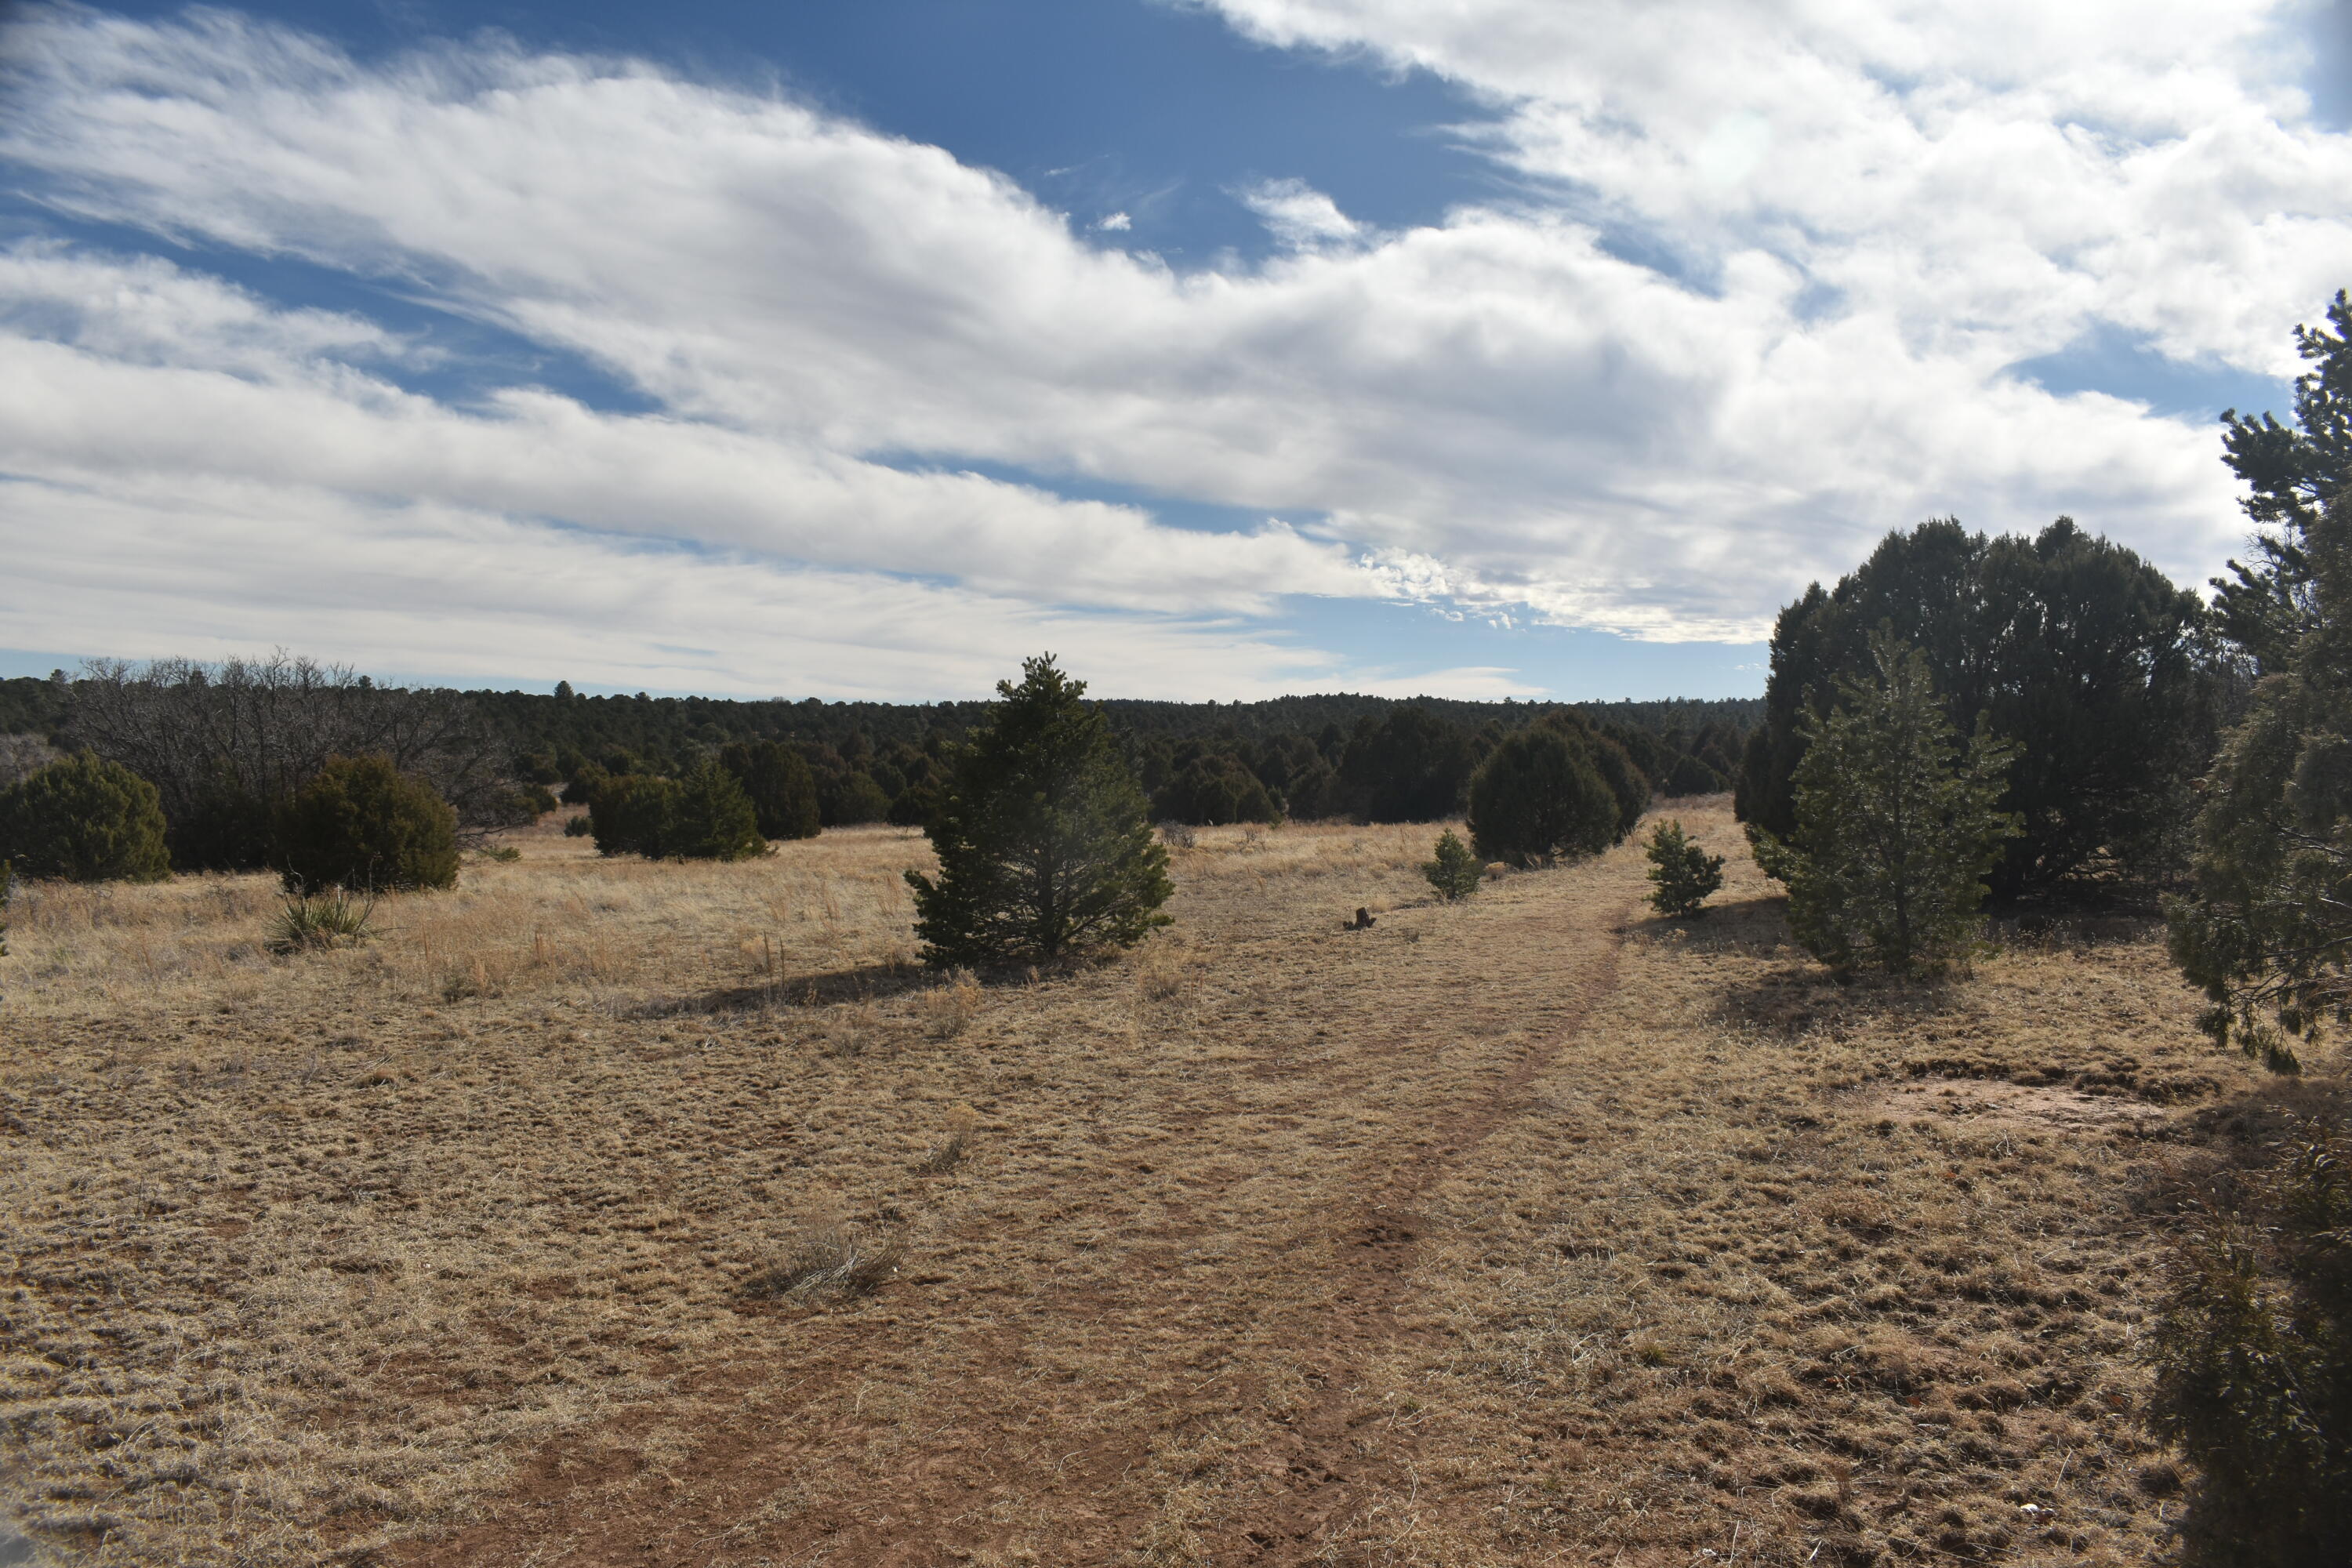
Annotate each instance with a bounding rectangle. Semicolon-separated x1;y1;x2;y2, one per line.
1;0;2345;700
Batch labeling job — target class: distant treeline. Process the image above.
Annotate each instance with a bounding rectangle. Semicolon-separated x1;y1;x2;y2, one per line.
2;670;1755;834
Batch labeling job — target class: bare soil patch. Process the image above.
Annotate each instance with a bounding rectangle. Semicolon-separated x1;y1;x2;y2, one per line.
0;803;2289;1565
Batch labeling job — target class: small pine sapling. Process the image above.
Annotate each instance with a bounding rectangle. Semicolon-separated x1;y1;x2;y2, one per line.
1424;829;1482;902
1646;819;1726;916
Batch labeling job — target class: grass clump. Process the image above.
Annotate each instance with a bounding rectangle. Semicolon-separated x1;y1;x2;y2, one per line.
744;1227;904;1301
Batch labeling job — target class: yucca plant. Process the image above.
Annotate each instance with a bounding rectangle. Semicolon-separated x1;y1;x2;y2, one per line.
268;884;379;953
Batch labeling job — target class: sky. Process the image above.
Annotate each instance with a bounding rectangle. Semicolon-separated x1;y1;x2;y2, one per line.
0;1;2347;702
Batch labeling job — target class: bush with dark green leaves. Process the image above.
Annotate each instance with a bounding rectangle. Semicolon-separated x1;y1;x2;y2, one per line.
820;770;892;827
1153;753;1280;826
0;751;171;883
1661;753;1725;797
1736;516;2217;899
273;753;459;891
1749;635;2020;975
670;757;769;861
1466;729;1618;868
907;655;1172;966
1423;829;1483;901
720;739;820;840
2150;1116;2352;1567
589;773;684;858
1645;820;1726;917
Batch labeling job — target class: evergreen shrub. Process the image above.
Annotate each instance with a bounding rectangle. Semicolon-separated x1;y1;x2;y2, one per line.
720;740;821;840
589;773;684;858
2151;1116;2352;1566
1467;730;1617;867
0;751;171;883
1424;829;1483;901
670;757;769;861
274;753;459;891
1748;635;2018;975
1645;820;1725;916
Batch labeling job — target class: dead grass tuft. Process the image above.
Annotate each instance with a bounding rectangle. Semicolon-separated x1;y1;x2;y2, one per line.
742;1225;905;1301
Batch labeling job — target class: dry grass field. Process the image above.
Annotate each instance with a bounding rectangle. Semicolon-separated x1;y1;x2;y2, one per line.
0;800;2310;1565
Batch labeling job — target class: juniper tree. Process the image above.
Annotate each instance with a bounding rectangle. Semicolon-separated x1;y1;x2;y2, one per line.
719;739;820;840
0;750;171;883
907;656;1171;966
274;753;459;891
1466;728;1617;868
1749;634;2019;975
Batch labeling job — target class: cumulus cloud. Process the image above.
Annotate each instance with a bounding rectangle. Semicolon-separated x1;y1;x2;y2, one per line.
0;1;2344;693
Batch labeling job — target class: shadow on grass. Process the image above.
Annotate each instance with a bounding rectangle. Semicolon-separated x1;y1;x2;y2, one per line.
631;962;927;1016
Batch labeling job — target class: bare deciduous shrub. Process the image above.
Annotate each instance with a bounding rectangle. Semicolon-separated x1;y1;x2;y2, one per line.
0;732;60;787
743;1226;903;1301
1157;821;1198;849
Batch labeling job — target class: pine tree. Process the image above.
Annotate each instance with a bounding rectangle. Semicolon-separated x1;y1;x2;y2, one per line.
2169;488;2352;1070
907;656;1172;966
1646;820;1726;917
1466;729;1617;867
670;756;769;861
1423;829;1483;901
0;750;172;883
1750;633;2019;975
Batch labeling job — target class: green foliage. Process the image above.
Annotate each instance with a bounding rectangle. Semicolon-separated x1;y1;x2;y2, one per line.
1580;729;1652;837
1422;829;1483;902
1661;753;1725;797
1466;729;1617;867
719;739;820;840
820;770;892;826
2150;1118;2352;1566
588;772;684;858
0;750;171;883
906;655;1172;966
1737;516;2216;898
1645;820;1726;917
1153;753;1280;826
1749;635;2020;975
2211;289;2352;672
267;886;379;953
273;753;459;891
1339;706;1477;822
669;757;769;861
2169;490;2352;1069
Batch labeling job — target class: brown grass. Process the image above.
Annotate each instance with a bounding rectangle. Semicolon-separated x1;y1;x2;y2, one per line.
0;801;2299;1565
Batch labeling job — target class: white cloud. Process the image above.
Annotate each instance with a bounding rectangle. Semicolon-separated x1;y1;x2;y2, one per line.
1096;210;1132;231
1239;177;1363;249
0;1;2344;693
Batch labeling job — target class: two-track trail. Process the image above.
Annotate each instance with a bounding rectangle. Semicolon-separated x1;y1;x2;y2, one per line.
397;836;1644;1566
